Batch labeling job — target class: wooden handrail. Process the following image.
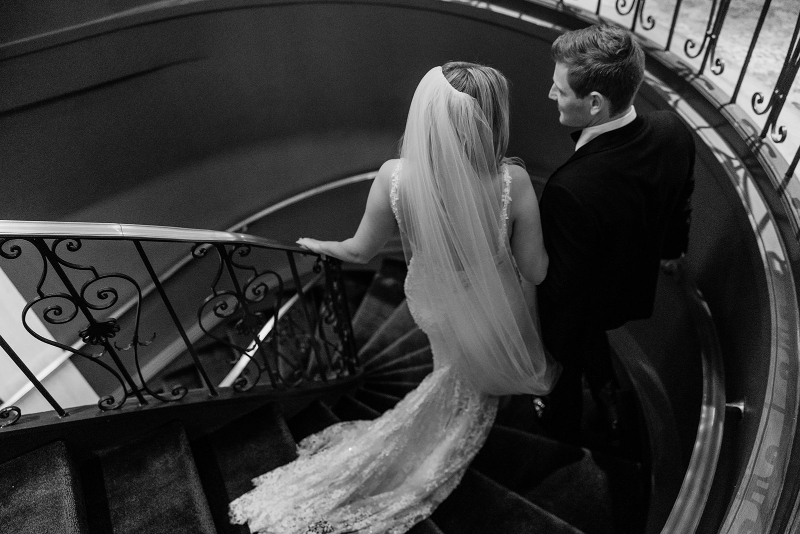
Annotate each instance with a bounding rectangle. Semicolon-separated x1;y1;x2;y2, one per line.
660;259;726;534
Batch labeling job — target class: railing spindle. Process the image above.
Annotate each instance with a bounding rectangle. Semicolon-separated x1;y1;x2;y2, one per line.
134;240;218;396
732;0;773;103
0;333;67;418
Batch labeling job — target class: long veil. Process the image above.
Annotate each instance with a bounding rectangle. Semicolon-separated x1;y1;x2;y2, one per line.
396;66;559;396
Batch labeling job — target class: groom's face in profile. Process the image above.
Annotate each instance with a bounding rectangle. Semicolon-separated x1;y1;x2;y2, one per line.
549;62;592;128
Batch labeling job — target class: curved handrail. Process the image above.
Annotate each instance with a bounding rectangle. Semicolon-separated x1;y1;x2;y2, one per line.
660;259;726;534
0;220;305;252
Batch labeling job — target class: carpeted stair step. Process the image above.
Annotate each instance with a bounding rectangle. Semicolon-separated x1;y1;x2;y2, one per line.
365;345;433;375
470;424;584;490
355;387;403;413
0;440;87;534
357;300;417;362
362;328;430;371
285;399;341;442
471;424;644;534
98;422;216;534
408;519;447;534
192;403;298;533
330;394;382;421
366;362;433;384
527;451;646;534
361;380;421;399
351;258;408;350
432;468;585;534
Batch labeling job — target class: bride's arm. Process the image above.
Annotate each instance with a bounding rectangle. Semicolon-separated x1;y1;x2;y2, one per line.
508;165;549;285
297;160;398;264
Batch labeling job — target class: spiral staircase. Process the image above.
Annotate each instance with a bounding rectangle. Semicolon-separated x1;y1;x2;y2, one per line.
0;257;647;534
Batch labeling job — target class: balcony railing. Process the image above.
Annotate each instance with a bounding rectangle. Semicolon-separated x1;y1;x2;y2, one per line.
0;221;357;427
456;0;800;185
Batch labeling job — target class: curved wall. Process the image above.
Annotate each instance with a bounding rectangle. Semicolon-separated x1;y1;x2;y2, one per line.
0;0;570;230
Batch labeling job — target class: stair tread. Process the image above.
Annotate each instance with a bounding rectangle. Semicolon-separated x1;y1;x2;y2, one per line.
286;399;341;442
368;365;433;384
355;388;403;413
432;468;585;534
528;451;646;534
366;345;433;375
362;328;430;371
0;441;87;534
330;394;382;421
473;423;645;534
471;424;585;491
358;300;416;362
201;402;298;498
408;518;446;534
351;258;408;350
366;361;433;381
361;381;418;399
99;422;216;534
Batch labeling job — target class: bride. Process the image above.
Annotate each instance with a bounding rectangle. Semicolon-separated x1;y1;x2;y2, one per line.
229;62;560;534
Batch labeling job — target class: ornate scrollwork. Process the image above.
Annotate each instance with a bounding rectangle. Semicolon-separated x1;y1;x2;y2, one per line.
751;18;799;145
683;0;730;76
79;319;121;346
0;406;21;428
0;239;23;259
615;0;655;32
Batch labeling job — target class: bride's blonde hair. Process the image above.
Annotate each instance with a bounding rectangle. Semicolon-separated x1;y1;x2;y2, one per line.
442;61;512;168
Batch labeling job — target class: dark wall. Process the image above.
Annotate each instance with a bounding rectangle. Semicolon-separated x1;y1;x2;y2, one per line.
0;0;568;230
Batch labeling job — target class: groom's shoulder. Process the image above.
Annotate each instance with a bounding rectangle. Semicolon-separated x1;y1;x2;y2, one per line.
643;110;691;135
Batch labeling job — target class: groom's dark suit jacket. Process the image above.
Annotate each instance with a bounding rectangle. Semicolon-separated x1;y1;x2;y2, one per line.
537;111;695;359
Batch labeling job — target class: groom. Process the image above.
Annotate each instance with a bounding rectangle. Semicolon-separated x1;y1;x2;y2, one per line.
536;24;696;443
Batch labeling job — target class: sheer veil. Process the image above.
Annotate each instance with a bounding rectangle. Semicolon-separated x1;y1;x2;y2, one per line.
396;66;559;396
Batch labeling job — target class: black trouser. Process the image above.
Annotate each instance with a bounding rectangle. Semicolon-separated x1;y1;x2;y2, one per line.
544;325;617;444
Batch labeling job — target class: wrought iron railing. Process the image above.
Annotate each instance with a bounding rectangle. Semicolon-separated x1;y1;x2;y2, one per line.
458;0;800;182
0;221;357;427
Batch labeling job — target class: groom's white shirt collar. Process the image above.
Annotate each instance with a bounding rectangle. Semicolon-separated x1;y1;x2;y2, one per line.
574;106;637;151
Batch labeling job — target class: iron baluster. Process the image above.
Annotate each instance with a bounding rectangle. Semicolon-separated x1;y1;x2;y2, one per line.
217;244;282;389
33;238;147;406
286;251;321;367
134;240;218;397
0;333;67;418
615;0;655;33
321;257;358;375
753;10;800;144
684;0;730;76
732;0;773;103
286;252;315;342
665;0;685;52
788;147;800;184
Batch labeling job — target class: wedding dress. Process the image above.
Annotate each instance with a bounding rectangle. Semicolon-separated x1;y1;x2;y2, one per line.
229;66;558;534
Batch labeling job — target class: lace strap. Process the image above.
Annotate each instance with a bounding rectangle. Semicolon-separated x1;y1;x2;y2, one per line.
499;166;512;241
390;160;402;226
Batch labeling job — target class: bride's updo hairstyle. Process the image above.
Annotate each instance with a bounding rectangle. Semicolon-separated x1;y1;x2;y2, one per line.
442;61;511;169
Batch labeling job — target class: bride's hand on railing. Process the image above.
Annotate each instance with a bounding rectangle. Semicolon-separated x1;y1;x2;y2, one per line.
296;238;326;259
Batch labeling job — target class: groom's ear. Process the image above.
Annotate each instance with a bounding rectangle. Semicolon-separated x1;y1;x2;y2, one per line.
587;91;607;116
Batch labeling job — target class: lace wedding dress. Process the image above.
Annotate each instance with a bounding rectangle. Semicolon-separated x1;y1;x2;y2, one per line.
229;66;556;534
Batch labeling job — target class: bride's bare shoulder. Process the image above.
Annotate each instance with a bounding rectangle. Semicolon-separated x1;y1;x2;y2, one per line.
505;164;535;200
376;159;401;184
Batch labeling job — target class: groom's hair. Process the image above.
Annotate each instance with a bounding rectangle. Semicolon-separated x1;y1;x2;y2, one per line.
551;24;645;116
